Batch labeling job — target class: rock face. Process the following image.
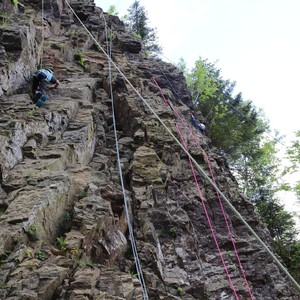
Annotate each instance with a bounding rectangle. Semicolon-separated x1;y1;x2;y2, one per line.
0;1;299;300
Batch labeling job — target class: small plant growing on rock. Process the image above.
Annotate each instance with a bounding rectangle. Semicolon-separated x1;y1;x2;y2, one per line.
107;32;116;41
129;269;137;278
70;248;80;258
25;224;40;241
64;211;72;223
56;236;67;252
11;0;18;6
28;108;35;116
177;287;183;297
0;13;9;27
35;250;46;261
78;188;88;199
26;170;33;178
74;51;85;68
75;258;93;267
25;248;34;258
0;251;11;264
169;226;177;237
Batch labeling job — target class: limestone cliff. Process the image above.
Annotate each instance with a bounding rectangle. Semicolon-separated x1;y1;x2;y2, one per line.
0;1;299;299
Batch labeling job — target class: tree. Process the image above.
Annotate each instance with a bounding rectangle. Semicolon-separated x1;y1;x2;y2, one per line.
185;57;269;161
234;136;282;198
284;130;300;198
126;1;162;53
256;196;300;282
107;5;119;16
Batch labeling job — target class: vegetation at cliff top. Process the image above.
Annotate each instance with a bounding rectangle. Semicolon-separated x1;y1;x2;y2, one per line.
108;1;162;53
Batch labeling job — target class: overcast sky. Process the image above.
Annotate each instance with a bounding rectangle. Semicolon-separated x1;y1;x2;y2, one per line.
95;0;300;145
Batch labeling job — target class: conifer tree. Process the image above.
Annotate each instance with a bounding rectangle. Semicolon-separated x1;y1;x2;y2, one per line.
126;0;162;53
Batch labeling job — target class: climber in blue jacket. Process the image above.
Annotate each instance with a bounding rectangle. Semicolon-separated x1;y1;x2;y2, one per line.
32;68;60;106
190;113;206;133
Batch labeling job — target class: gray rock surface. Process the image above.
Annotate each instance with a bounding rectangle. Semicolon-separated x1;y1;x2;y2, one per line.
0;1;299;299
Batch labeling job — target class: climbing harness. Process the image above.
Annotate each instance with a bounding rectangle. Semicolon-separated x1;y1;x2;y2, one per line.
63;0;300;293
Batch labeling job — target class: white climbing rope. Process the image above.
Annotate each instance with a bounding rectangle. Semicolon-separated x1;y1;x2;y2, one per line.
40;0;44;68
64;0;300;293
99;11;149;299
106;26;149;300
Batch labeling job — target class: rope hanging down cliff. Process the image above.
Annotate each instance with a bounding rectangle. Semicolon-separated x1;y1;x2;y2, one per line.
63;0;300;293
40;0;45;68
176;124;239;299
152;77;255;300
105;25;149;300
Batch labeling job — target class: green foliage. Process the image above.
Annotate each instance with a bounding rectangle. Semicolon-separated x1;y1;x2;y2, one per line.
129;268;137;278
26;170;34;178
177;287;183;297
11;0;18;6
289;242;300;282
125;0;162;53
283;130;300;198
74;51;85;67
25;248;34;258
132;32;142;39
70;248;81;258
35;250;46;261
78;188;88;199
25;224;40;241
256;197;300;281
169;226;177;236
64;212;72;223
186;57;269;162
28;108;35;116
75;258;93;267
107;5;119;16
234;137;282;200
107;32;116;41
74;51;82;60
0;251;11;264
0;13;9;27
56;237;67;251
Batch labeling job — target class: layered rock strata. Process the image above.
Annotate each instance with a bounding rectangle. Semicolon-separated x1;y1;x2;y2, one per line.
0;0;299;299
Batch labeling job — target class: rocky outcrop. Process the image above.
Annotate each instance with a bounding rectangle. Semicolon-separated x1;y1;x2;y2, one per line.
0;1;299;299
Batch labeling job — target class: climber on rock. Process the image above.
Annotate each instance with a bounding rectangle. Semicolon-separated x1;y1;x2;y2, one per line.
31;68;60;107
190;112;206;133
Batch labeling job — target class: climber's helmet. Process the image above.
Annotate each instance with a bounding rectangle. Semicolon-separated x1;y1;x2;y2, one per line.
199;123;206;131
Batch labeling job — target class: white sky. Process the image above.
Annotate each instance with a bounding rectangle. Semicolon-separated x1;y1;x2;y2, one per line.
95;0;300;234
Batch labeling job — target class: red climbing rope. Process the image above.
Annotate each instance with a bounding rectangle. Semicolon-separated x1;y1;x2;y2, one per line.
152;77;255;299
176;123;240;300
